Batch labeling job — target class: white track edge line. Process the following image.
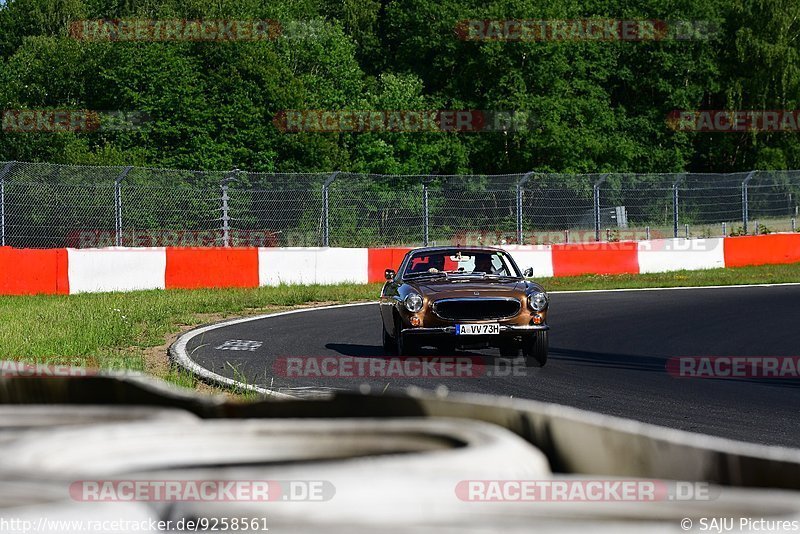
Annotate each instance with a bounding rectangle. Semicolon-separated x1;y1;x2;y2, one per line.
170;302;376;400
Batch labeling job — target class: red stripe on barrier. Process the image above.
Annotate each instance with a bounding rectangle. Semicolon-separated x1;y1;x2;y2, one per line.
367;248;413;283
0;247;69;295
723;234;800;267
551;242;640;277
56;249;69;294
165;247;259;289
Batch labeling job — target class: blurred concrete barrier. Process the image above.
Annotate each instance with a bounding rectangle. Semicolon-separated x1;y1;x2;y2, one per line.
1;366;800;531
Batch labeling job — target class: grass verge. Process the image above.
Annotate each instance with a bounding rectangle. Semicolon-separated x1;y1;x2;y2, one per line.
0;262;798;391
0;283;378;392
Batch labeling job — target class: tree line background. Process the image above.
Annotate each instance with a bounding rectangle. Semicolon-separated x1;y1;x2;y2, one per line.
0;0;798;175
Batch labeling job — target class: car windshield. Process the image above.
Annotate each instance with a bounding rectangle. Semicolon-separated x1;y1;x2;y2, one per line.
403;250;520;278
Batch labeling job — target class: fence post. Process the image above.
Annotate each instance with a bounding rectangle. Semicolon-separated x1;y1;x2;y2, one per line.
114;166;133;247
672;174;684;238
593;175;607;242
742;170;756;235
0;162;13;247
322;171;339;247
422;177;430;246
221;169;240;247
516;171;535;244
0;162;17;247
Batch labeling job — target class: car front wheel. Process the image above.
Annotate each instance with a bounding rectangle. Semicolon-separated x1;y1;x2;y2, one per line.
522;331;548;367
395;316;416;356
382;322;395;353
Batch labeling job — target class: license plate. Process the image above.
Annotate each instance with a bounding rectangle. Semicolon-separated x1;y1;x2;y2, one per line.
455;323;499;335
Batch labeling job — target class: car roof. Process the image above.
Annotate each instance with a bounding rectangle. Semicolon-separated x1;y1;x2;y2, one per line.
407;245;505;253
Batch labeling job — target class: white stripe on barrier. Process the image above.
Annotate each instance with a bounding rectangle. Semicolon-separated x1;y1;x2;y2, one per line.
52;238;779;295
67;247;166;294
258;247;369;286
501;245;554;278
637;238;725;274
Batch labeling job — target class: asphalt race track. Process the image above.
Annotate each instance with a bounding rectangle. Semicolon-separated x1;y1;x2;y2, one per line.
184;284;800;447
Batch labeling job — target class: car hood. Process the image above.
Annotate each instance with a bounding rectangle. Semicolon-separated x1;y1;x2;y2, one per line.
414;278;527;295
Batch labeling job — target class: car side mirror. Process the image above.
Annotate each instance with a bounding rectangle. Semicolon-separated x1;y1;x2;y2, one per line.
523;267;534;277
385;269;396;281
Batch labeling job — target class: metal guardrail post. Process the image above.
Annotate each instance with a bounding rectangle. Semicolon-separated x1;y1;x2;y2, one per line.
593;175;607;242
221;169;241;248
322;171;339;247
221;180;230;247
672;174;684;238
742;170;756;234
0;162;16;247
114;166;133;247
422;177;430;246
516;171;535;245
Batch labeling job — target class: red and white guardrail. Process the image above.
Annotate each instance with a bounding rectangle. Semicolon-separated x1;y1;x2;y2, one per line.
1;234;798;295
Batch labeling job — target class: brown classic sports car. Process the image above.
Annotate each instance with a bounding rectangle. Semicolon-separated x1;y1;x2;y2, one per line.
379;246;549;366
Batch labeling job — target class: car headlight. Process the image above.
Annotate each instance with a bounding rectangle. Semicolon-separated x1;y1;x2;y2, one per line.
528;291;548;312
404;292;424;313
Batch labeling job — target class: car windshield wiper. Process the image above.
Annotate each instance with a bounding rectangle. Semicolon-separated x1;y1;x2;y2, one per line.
457;271;511;278
484;273;519;279
404;271;449;280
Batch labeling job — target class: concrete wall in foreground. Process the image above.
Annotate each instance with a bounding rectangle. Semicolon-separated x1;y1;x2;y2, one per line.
1;234;799;295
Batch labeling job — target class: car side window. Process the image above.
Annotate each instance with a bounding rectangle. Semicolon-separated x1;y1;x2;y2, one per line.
493;253;516;276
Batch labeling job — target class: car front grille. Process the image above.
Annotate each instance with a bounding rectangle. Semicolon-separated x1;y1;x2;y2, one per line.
432;298;521;321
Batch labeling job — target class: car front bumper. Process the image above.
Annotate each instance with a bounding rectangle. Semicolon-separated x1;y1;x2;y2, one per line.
401;324;549;335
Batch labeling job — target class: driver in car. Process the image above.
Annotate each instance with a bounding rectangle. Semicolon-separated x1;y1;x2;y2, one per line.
473;255;495;274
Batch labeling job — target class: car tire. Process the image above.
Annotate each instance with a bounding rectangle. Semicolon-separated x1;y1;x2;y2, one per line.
382;323;395;353
522;331;548;367
398;332;418;356
394;317;417;356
